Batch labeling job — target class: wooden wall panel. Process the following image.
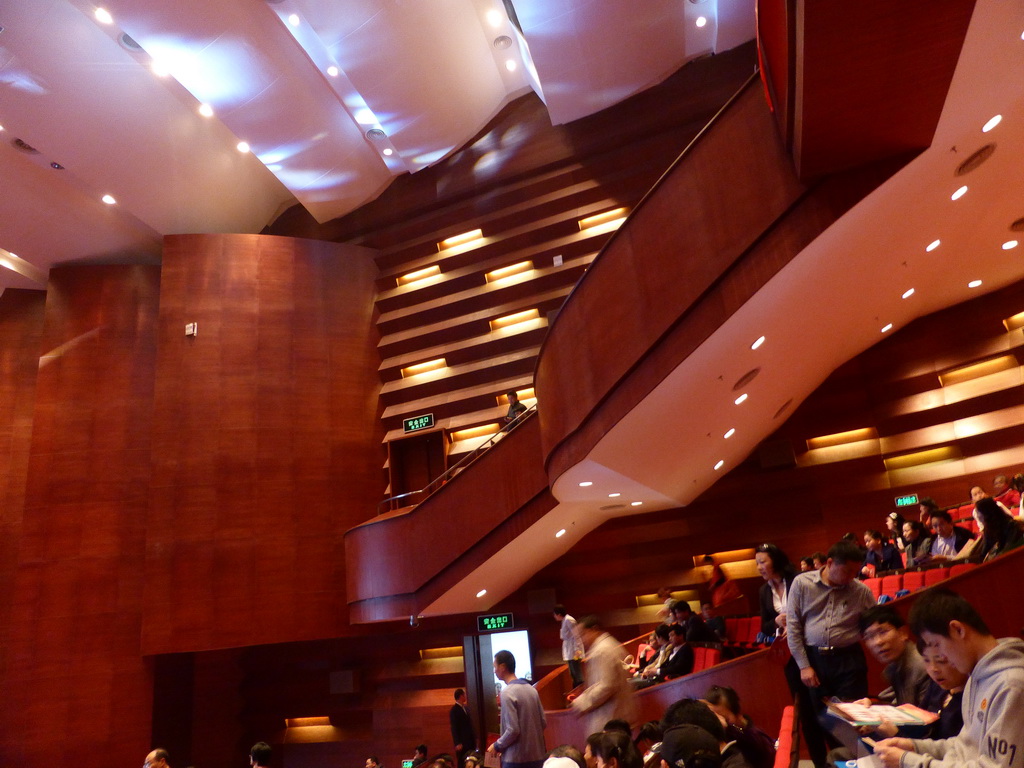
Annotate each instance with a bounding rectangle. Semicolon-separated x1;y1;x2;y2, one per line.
143;234;384;654
0;266;160;768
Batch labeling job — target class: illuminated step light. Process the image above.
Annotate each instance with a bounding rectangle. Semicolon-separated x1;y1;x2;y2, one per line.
396;264;441;287
498;388;534;405
450;423;501;441
490;308;540;331
438;229;483;251
883;445;961;472
401;358;446;377
419;646;463;660
485;260;533;283
285;717;331;728
1003;310;1024;332
578;207;629;233
937;354;1017;387
807;427;878;450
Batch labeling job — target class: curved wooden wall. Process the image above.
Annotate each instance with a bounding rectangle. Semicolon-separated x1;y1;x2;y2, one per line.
345;414;554;622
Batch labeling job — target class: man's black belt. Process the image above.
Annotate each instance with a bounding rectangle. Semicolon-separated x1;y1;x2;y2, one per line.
807;644;860;655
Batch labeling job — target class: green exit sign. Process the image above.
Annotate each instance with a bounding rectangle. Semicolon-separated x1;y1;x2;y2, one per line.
895;494;919;507
403;413;435;433
477;612;514;632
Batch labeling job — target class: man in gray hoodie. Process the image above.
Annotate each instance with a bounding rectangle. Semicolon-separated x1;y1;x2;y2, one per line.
875;588;1024;768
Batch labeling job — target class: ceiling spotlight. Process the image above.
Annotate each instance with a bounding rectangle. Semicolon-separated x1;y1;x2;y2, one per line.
578;481;592;487
1002;240;1019;250
327;65;339;77
288;13;300;26
714;459;724;470
951;185;968;201
505;59;517;72
383;148;394;156
101;194;116;205
237;141;250;153
902;288;915;299
486;9;504;27
94;7;113;24
50;162;64;170
724;428;735;439
982;115;1002;133
630;501;643;507
151;60;171;77
734;393;748;405
555;529;566;538
881;323;893;333
608;492;620;498
695;16;708;27
926;239;941;252
198;103;214;117
751;335;765;350
476;589;487;598
968;279;982;288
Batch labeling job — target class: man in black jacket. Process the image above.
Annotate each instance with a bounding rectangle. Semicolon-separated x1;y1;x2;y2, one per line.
450;688;476;768
926;510;974;562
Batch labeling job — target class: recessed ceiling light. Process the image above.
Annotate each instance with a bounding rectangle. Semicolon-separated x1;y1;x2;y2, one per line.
327;65;339;77
101;194;116;205
505;59;517;72
486;9;503;27
494;35;513;49
94;7;113;24
724;428;735;439
237;141;250;153
198;103;214;117
476;589;487;598
881;323;893;333
695;16;707;27
714;460;724;470
287;13;300;26
608;492;620;498
902;288;915;299
630;501;643;507
1002;240;1019;250
982;115;1002;133
734;393;748;405
50;162;64;170
926;239;941;252
968;279;982;288
951;185;968;201
0;124;4;131
383;148;394;156
555;529;566;538
578;481;592;487
751;335;765;350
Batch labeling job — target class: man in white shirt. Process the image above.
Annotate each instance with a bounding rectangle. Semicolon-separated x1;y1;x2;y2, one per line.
553;604;584;687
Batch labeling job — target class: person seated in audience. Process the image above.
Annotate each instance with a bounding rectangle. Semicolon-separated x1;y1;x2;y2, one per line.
627;632;659;677
875;588;1024;768
655;624;695;681
704;685;776;768
547;746;586;768
413;745;429;768
811;551;826;569
916;498;940;526
800;556;814;572
915;640;966;741
634;626;672;687
992;474;1021;510
656;724;723;768
886;513;908;552
604;719;632;735
926;509;974;562
970;485;1013;514
661;699;751;768
634;721;663;764
902;521;932;567
970;497;1024;563
672;601;719;644
591;729;643;768
858;606;941;709
701;603;726;641
862;530;904;576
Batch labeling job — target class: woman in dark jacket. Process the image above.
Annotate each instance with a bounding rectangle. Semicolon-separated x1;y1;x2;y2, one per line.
973;497;1024;562
754;543;797;639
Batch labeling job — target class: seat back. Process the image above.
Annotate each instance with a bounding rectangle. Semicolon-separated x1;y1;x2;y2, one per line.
881;574;903;597
703;646;721;668
924;567;950;586
863;577;883;600
693;646;708;671
725;617;741;642
950;563;978;578
902;571;927;591
743;616;760;644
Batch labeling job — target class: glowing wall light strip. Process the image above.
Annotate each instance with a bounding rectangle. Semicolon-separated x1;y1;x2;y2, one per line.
438;229;483;251
489;308;540;331
401;358;446;377
285;717;331;728
396;265;440;286
0;248;47;285
578;207;629;232
806;427;878;450
450;423;501;441
882;445;961;471
694;548;755;565
485;261;533;282
1003;311;1024;332
419;646;463;660
635;590;698;607
498;388;534;405
937;355;1018;387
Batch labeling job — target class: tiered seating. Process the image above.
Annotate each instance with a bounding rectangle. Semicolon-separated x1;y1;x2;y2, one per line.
925;567;950;586
773;705;797;768
863;577;883;600
723;616;763;650
693;645;723;671
950;563;978;578
902;571;927;592
881;573;903;597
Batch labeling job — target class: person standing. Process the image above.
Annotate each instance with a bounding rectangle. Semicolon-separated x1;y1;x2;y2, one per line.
450;687;476;768
250;743;272;768
786;540;876;768
570;615;637;736
487;650;547;768
553;604;584;688
143;749;172;768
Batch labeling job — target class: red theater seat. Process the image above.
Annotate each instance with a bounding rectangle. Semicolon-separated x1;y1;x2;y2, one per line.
725;618;741;644
902;571;927;591
864;577;883;600
950;563;978;578
924;567;950;586
881;574;903;597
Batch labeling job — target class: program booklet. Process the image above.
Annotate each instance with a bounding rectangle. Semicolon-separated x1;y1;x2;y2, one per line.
826;699;939;727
